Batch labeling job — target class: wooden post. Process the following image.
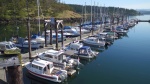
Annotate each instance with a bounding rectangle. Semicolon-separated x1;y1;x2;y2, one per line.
121;16;124;24
44;22;47;47
80;19;82;40
117;17;120;25
55;19;58;50
7;65;23;84
112;16;114;24
105;17;107;23
61;24;64;49
50;26;52;45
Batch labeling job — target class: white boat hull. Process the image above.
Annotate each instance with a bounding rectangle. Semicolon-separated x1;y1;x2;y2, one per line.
27;69;61;83
77;54;94;59
15;44;40;49
82;40;105;47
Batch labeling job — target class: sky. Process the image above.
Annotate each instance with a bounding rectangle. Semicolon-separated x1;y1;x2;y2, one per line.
61;0;150;9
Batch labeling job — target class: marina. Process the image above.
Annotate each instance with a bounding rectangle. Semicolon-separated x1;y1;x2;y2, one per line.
0;0;150;83
0;16;139;82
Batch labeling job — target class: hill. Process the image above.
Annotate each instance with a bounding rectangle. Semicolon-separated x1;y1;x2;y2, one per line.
137;9;150;15
0;0;81;22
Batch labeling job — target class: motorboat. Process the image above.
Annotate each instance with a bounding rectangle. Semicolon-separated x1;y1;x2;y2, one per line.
37;49;80;69
63;26;80;37
72;26;90;34
115;28;127;35
0;41;20;54
82;37;105;47
64;40;83;55
42;30;66;43
25;58;67;83
64;41;98;59
15;39;41;49
75;46;98;59
31;35;45;47
58;30;78;38
96;32;114;42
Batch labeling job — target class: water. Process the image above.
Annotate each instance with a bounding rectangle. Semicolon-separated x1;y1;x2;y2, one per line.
1;15;150;84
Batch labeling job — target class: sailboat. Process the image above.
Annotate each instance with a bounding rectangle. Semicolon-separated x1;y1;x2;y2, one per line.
31;0;45;46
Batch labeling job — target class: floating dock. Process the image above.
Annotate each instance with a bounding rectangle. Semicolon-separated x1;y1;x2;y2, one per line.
67;69;76;76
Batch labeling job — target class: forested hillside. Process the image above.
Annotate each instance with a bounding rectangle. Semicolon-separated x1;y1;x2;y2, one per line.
0;0;73;21
0;0;139;22
68;4;139;16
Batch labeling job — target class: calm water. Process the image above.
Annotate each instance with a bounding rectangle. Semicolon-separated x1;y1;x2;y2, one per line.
12;15;150;84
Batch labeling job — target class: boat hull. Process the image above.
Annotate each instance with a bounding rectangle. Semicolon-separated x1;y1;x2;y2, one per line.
77;54;94;59
82;40;105;47
27;68;61;83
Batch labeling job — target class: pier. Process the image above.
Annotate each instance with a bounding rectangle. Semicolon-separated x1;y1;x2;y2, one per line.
137;20;150;22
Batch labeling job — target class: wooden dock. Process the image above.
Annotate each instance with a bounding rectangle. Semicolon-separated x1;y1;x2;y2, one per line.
137;20;150;22
68;69;76;76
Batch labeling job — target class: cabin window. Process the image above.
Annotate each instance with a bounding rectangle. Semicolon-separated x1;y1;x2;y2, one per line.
12;44;16;47
32;64;38;69
58;55;62;60
45;55;53;58
80;49;87;54
39;67;42;70
44;67;46;72
6;45;11;49
88;49;91;53
10;45;13;48
47;65;50;69
49;64;53;68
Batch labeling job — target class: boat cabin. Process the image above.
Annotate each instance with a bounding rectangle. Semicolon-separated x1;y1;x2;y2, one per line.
68;42;83;51
31;59;54;74
78;46;92;56
0;41;19;54
40;50;66;63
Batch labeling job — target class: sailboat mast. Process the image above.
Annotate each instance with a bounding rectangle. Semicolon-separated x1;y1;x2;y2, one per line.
97;2;99;20
84;2;86;23
37;0;40;34
91;0;92;22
